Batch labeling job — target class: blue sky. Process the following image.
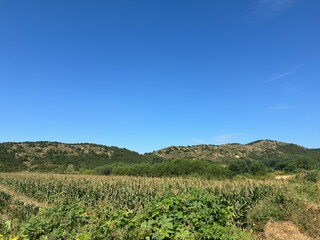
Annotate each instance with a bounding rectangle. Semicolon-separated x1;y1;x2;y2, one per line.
0;0;319;153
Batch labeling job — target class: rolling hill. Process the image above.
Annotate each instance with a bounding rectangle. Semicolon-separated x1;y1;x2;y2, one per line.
153;140;320;163
0;140;319;172
0;141;160;172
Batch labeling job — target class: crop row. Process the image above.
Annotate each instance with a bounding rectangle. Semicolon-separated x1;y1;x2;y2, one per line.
0;173;284;214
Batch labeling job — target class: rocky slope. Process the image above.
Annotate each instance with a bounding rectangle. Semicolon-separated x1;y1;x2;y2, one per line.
0;140;319;172
0;141;157;172
153;140;320;163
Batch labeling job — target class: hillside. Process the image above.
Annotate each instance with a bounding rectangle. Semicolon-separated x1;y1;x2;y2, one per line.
1;140;320;173
0;141;160;172
153;140;320;163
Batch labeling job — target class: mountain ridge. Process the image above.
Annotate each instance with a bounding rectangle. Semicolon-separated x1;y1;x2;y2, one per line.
0;140;319;172
153;139;319;162
0;141;160;172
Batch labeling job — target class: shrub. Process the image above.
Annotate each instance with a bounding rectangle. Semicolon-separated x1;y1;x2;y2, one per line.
97;190;251;239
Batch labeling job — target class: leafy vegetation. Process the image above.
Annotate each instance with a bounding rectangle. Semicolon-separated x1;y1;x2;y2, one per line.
92;159;234;179
0;173;279;239
0;173;319;239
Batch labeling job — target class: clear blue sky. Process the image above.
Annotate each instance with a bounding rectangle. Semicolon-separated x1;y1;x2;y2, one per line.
1;0;319;153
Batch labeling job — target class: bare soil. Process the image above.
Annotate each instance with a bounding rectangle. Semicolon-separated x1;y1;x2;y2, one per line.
0;183;48;208
274;175;295;180
263;221;312;240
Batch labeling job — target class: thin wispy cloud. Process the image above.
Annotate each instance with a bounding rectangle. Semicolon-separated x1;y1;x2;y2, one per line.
213;132;243;144
284;84;302;94
266;64;302;83
254;0;297;17
267;70;294;82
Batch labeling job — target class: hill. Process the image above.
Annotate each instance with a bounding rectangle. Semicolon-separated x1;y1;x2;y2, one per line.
1;140;319;173
153;140;320;163
0;141;160;172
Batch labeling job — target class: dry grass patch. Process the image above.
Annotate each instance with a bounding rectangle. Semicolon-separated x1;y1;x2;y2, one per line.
263;221;311;240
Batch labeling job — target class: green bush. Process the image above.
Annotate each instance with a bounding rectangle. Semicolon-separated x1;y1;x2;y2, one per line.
92;190;251;239
93;159;234;179
19;203;89;239
246;184;310;232
305;171;319;183
0;191;11;209
16;190;252;239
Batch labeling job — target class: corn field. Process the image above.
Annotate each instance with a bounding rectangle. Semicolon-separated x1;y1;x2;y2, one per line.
0;173;284;208
0;173;291;239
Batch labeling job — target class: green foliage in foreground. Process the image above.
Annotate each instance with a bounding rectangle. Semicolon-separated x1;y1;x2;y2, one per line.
89;190;250;240
1;173;319;239
1;191;252;240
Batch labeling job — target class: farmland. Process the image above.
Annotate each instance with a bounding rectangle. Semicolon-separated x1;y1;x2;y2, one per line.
0;173;319;239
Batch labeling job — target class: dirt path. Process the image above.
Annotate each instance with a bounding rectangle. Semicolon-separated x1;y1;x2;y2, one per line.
0;183;48;208
263;221;312;240
275;175;295;180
